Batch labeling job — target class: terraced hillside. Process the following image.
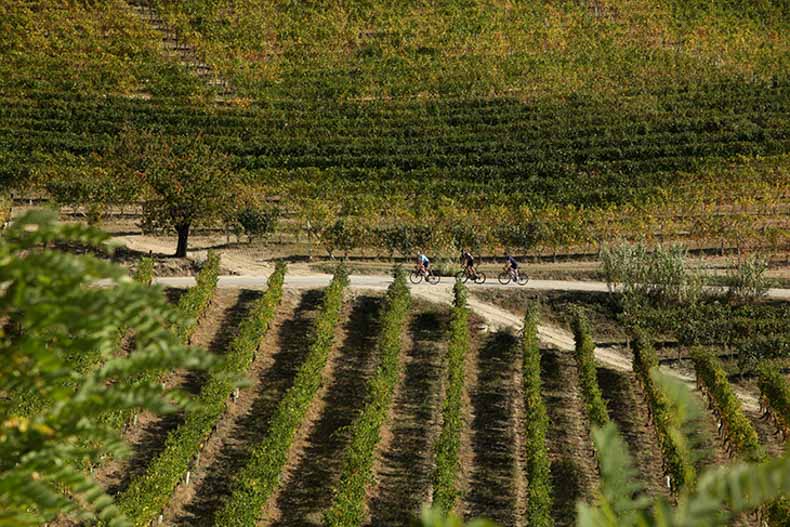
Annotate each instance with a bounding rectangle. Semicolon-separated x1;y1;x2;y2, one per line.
145;0;789;100
2;1;789;257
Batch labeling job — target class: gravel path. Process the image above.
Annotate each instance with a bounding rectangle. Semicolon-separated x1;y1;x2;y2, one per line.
149;273;766;412
152;273;790;300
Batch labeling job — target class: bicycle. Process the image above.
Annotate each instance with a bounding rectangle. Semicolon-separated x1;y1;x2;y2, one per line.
455;266;486;284
409;265;441;285
498;265;529;286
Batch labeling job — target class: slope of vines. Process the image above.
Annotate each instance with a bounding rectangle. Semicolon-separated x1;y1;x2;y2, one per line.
116;261;286;526
214;266;348;527
324;269;411;527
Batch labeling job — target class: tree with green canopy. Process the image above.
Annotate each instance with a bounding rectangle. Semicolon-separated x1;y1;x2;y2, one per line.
115;130;239;257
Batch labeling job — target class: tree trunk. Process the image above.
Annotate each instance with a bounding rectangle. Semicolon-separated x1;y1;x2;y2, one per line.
175;223;190;258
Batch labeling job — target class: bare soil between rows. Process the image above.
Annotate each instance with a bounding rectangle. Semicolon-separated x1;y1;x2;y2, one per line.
541;346;599;527
97;289;252;497
464;330;521;527
369;303;449;526
268;295;383;527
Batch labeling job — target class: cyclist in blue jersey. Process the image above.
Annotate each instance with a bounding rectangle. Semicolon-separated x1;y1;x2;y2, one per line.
417;253;431;276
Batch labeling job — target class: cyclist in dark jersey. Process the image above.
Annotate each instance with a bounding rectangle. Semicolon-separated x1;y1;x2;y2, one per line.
460;249;479;279
505;252;520;282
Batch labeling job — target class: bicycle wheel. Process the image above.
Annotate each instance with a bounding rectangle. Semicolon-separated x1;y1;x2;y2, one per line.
474;272;486;285
455;271;469;283
517;274;529;286
498;272;511;285
409;270;423;284
426;273;441;285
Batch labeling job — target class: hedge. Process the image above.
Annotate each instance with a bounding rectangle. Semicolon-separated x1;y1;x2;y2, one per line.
213;265;348;527
756;364;790;436
632;331;696;493
174;251;221;343
323;269;411;527
431;279;471;513
691;348;764;463
522;305;554;527
116;261;286;526
571;312;609;427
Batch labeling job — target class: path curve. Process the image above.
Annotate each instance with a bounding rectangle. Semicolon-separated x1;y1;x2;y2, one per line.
154;274;790;300
154;272;773;411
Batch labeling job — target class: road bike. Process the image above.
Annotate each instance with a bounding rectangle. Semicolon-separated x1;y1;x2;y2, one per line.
409;265;441;285
498;266;529;286
455;266;486;284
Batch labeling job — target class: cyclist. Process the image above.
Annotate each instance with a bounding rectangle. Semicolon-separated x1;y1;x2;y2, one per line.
416;252;431;277
460;249;477;279
504;251;520;282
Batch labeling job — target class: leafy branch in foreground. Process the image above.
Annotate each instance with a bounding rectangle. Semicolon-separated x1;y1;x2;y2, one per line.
0;210;212;526
577;370;790;527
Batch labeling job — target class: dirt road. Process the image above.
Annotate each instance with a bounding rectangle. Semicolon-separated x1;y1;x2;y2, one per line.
155;274;790;299
153;272;774;411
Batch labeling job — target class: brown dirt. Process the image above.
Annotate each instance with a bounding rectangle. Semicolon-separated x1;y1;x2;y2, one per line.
95;289;249;496
368;303;450;527
463;330;521;527
167;289;324;526
540;346;599;527
267;295;383;527
596;368;669;498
